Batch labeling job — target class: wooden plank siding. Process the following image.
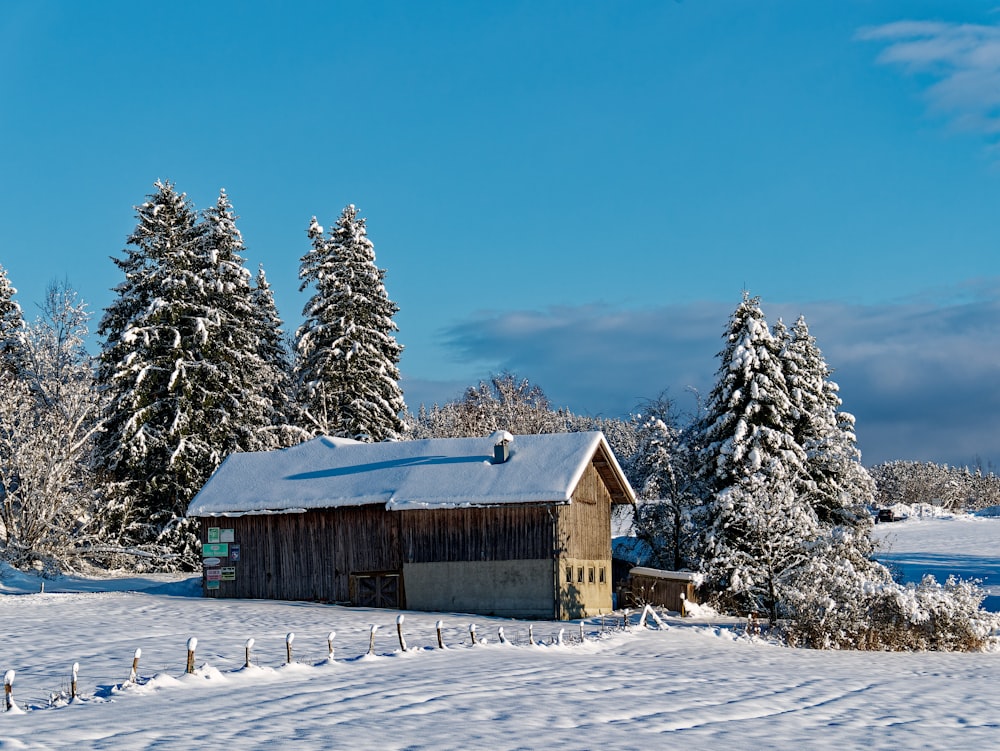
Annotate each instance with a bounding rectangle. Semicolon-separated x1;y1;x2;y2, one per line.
557;461;613;560
400;505;554;563
200;505;400;603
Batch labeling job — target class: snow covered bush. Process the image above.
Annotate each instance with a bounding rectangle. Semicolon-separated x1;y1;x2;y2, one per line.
784;546;997;652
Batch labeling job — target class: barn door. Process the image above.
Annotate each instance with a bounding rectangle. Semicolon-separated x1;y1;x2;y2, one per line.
350;572;402;608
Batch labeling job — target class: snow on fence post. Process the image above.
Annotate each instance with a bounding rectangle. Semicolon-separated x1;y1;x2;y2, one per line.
186;637;197;674
557;628;565;646
497;626;507;645
326;632;336;661
579;622;585;643
4;670;14;711
129;648;141;683
285;633;295;664
244;638;255;669
71;662;78;701
367;625;379;656
469;624;477;646
528;624;534;645
680;592;686;618
396;615;407;652
623;608;630;630
435;620;444;650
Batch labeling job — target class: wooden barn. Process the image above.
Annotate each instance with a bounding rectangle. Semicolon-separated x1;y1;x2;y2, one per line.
186;431;636;619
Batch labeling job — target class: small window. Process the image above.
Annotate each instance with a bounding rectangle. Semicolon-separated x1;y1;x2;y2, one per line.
577;567;584;583
599;567;606;584
565;566;573;583
588;567;595;584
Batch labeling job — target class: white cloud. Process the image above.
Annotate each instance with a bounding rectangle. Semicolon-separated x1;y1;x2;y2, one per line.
859;20;1000;134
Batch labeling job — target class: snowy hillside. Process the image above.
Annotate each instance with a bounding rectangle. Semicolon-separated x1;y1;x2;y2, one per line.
0;517;996;750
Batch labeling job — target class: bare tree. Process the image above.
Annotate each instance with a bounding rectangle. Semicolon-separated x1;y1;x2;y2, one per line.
0;283;102;573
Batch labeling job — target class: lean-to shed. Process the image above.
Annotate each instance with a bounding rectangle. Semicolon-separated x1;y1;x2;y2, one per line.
187;431;635;619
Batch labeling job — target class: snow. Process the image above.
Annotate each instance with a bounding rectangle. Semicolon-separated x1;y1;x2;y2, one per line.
0;517;996;748
188;431;633;515
874;512;1000;611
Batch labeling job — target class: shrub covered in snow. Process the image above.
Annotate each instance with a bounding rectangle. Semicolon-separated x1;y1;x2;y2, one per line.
785;556;997;652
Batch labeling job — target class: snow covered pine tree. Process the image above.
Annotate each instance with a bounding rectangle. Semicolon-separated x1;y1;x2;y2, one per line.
692;292;817;619
0;264;25;378
96;182;273;567
294;205;405;441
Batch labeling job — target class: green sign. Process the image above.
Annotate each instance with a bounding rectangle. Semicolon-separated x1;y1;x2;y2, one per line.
207;527;220;543
202;542;229;557
221;567;236;581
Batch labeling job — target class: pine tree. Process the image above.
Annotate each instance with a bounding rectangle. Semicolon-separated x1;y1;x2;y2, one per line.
0;264;25;378
198;189;275;453
782;315;875;537
692;292;815;615
251;265;307;447
97;182;272;567
294;205;405;441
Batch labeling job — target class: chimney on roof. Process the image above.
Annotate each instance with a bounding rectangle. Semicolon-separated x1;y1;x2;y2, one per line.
490;431;514;464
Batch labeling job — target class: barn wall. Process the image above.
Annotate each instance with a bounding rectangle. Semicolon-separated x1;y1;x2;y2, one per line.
555;462;615;618
399;505;553;563
403;560;554;618
198;505;401;602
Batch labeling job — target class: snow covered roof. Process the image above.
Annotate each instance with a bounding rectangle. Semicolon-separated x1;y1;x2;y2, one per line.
629;567;699;582
187;431;635;517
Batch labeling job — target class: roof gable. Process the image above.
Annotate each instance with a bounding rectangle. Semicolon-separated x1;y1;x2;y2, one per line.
187;432;635;517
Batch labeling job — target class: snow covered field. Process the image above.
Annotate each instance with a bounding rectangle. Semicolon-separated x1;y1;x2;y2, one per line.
0;516;997;750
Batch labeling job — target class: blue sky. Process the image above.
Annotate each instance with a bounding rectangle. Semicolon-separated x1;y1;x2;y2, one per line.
2;1;999;466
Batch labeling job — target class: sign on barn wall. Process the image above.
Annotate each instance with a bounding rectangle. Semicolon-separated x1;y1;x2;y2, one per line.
203;543;229;557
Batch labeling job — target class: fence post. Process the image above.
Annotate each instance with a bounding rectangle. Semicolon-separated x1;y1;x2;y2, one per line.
368;625;379;656
497;626;507;645
396;615;407;652
244;638;255;669
579;622;585;643
4;670;14;711
285;633;295;664
435;620;444;650
327;631;336;661
680;592;686;618
469;624;477;646
528;624;534;645
71;662;78;701
186;637;197;674
557;628;565;646
129;648;141;684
